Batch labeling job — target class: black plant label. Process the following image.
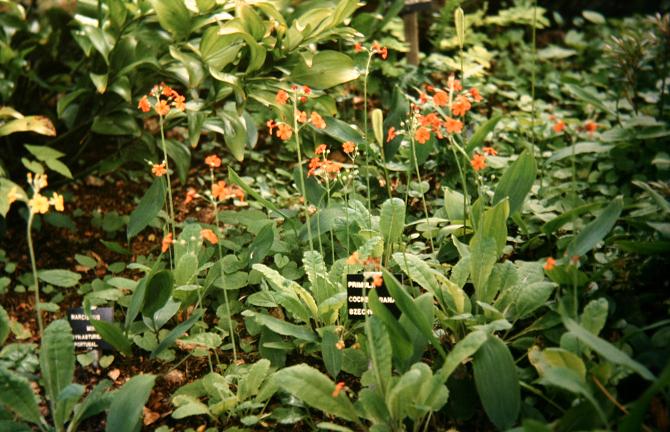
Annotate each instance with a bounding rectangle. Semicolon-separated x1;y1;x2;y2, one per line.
68;307;113;351
346;273;400;321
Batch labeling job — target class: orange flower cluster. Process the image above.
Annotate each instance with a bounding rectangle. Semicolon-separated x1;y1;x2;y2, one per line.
267;88;327;142
470;153;486;171
307;157;342;178
138;83;186;116
342;141;356;155
211;180;245;202
151;161;167;177
346;252;382;269
205;154;222;168
371;41;388;59
553;119;566;133
544;257;556;271
200;228;218;245
161;232;173;253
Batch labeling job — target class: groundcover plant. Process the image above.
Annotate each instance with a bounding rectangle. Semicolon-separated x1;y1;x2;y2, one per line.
0;0;668;431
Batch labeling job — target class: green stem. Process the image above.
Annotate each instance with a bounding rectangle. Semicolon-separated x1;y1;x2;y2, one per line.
363;53;373;224
411;137;435;253
448;135;469;228
210;171;238;362
27;212;44;338
159;116;176;265
293;95;314;251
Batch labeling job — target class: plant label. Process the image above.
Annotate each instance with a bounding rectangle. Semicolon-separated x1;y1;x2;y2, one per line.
347;272;400;321
68;307;113;351
402;0;432;14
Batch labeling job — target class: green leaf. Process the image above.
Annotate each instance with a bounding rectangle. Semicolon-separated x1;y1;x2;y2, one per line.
546;142;614;164
45;159;73;179
564;84;614;116
566;197;623;257
0;116;56;137
493;150;536;215
106;375;156;432
319;116;364;145
244;311;316;342
366;316;392;396
151;310;204;359
250;223;274;264
438;330;488;381
290;51;360;89
24;144;65;161
127;178;166;239
371;109;384;146
368;289;413;368
275;364;359;423
379;198;405;248
392;253;440;296
228;168;290;220
0;367;42;424
321;327;342;379
38;269;81;288
175;253;198;287
40;320;75;428
68;380;113;432
541;202;602;235
238;359;272;402
581;298;608;336
91;112;140;136
0;305;9;345
469;237;498;301
510;281;557;320
473;335;520;430
466;114;501;153
148;0;191;39
89;320;133;356
382;270;446;359
142;270;174;318
562;317;654;381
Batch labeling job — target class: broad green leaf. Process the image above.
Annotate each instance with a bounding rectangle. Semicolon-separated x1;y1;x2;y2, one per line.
244;311;316;342
250;223;274;264
392;252;439;296
319;116;364;145
541;202;602;235
91;112;140;136
0;179;25;217
148;0;191;39
493;150;536;215
89;320;132;356
0;367;42;424
151;310;204;359
172;394;210;419
238;359;272;402
466;114;501;153
127;178;166;239
175;253;198;286
199;27;244;70
0;305;9;345
40;320;75;424
510;281;557;320
581;298;608;336
142;270;174;318
124;276;148;332
38;269;81;288
106;375;156;432
382;270;446;359
0;116;56;137
371;109;384;146
562;317;654;381
45;159;73;179
237;2;265;40
380;198;405;247
366;316;392;396
469;237;498;301
546;142;614;164
24;144;64;161
633;180;670;214
564;84;614;116
438;330;488;381
68;380;113;431
290;51;360;89
368;289;413;368
566;197;623;257
321;327;342;379
275;364;359;423
473;335;520;430
54;383;84;429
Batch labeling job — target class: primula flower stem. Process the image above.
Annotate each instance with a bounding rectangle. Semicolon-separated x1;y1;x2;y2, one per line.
293;92;314;251
411;137;435;254
26;212;44;338
363;53;373;223
159;116;177;264
210;170;238;362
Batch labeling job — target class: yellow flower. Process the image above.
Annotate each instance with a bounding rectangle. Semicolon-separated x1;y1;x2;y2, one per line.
29;194;50;214
50;193;64;212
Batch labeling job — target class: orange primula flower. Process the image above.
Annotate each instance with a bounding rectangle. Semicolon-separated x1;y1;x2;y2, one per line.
553;120;566;133
205;155;222;168
138;96;151;113
452;95;472;116
322;160;342;175
335;339;345;350
152;162;167;177
543;257;556;271
184;188;197;205
162;85;175;97
212;180;227;200
155;100;170;116
470;154;486;171
584;120;597;134
372;274;383;287
307;157;321;177
418;91;429;105
469;87;483;102
433;90;448;107
415;126;431;144
445;117;463;134
354;42;363;53
50;193;64;212
276;123;293;141
295;110;307;123
161;232;173;253
310;112;326;129
332;382;346;397
482;146;497;156
371;41;388;59
387;126;397;142
303;85;312;95
315;144;327;155
267;119;276;135
343;141;356;154
275;90;289;105
448;75;462;92
173;94;186;112
346;251;361;265
200;228;218;245
29;194;50;214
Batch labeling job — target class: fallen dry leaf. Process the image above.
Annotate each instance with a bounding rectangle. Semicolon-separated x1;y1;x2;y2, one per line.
107;369;121;381
143;407;161;426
